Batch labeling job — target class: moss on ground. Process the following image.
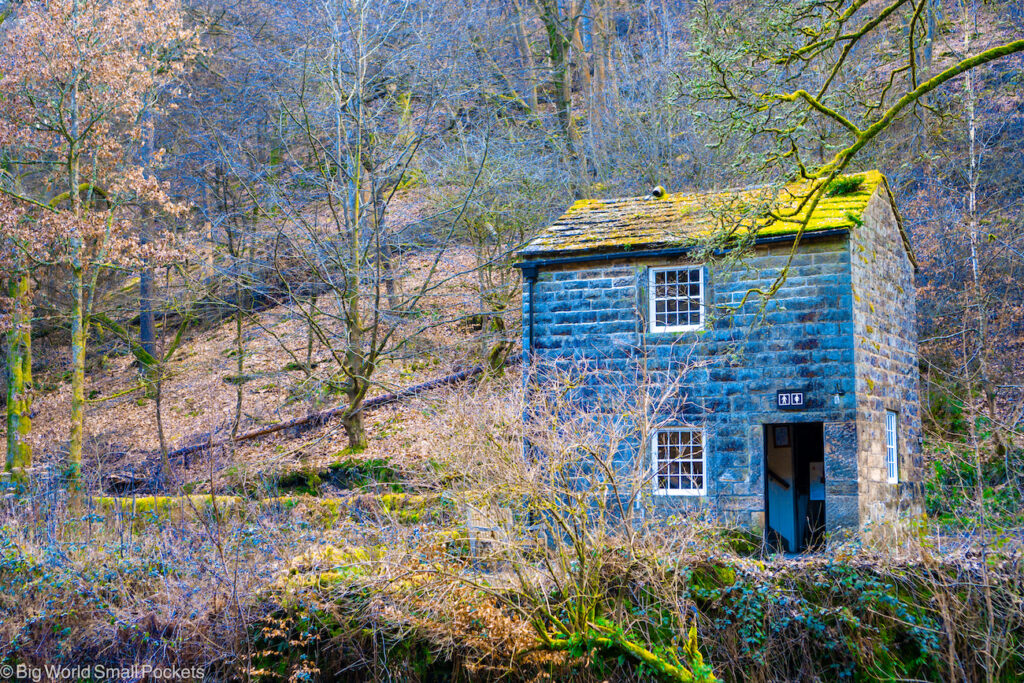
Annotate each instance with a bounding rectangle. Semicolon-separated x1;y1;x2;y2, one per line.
326;456;402;491
94;492;453;530
95;495;244;529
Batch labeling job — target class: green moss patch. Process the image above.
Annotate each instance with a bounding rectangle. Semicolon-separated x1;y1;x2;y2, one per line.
327;456;401;491
95;495;245;529
275;543;383;592
276;467;323;495
826;174;866;196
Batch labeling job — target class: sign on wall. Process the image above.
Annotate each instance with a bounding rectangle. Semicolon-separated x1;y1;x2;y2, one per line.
777;390;806;410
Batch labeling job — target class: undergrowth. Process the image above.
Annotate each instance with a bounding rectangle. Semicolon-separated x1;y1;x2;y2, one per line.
248;546;1024;682
3;496;1023;682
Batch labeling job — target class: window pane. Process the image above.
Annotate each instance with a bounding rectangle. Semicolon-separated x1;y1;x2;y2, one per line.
654;428;704;493
651;267;702;331
885;411;898;483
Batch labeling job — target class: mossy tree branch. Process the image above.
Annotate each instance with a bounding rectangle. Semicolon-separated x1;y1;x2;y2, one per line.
689;0;1024;318
817;38;1024;177
543;624;716;683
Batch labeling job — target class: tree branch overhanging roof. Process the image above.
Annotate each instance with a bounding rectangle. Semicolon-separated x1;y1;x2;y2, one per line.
518;170;915;266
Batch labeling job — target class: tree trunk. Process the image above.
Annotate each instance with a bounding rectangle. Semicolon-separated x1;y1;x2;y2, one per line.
590;0;607;125
139;117;157;378
536;0;577;155
231;286;244;440
67;54;85;498
68;263;85;492
341;408;366;451
5;269;32;487
343;233;367;450
962;14;1005;456
216;165;246;442
139;220;156;379
592;0;607;94
305;293;317;376
513;0;540;112
569;0;590;96
155;267;171;485
344;70;367;451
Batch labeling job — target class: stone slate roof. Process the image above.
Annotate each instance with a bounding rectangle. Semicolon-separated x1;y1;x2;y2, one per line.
519;170;900;259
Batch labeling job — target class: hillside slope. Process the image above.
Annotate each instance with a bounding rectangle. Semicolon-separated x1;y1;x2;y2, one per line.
13;247;519;494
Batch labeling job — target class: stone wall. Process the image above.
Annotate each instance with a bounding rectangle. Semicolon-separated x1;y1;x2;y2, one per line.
850;190;923;539
522;234;862;530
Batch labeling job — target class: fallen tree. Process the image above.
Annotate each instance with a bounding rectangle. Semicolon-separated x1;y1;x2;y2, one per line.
165;355;521;461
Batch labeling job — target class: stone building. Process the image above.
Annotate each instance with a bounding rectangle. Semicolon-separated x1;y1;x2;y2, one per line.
515;171;922;551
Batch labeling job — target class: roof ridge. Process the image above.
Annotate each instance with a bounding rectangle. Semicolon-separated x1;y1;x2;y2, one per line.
525;170;889;259
611;170;881;203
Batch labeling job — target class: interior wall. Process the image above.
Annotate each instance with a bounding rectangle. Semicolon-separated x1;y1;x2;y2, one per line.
765;425;795;551
766;423;825;553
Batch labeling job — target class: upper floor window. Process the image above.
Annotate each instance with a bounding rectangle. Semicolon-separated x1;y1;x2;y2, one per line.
885;411;899;484
649;266;704;332
652;427;706;496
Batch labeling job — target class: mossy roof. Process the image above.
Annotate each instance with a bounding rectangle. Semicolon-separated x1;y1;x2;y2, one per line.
519;170;904;259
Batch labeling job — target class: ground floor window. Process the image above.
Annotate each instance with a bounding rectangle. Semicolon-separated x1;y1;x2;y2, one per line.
885;410;899;484
652;427;705;495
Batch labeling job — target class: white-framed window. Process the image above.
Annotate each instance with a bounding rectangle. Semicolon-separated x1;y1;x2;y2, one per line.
648;266;704;332
885;410;899;484
651;427;706;496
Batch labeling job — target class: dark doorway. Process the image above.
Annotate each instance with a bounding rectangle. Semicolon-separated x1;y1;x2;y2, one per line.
764;422;825;553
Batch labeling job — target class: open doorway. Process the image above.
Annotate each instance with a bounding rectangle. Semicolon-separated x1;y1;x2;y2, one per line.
764;422;825;553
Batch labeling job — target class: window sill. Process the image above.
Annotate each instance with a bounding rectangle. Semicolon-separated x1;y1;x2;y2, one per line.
645;327;707;342
653;489;706;497
649;324;704;334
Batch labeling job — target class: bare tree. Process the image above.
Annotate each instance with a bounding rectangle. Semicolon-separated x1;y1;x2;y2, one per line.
443;347;717;682
213;0;485;448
